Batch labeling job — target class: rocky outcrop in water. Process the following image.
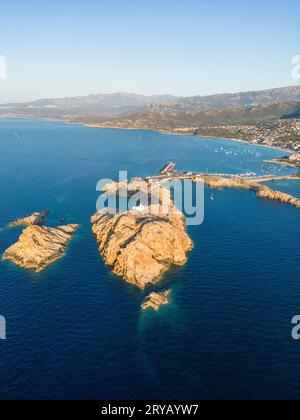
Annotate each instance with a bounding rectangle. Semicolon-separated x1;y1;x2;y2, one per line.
9;211;50;228
91;182;193;289
141;290;171;311
197;175;300;208
2;224;79;272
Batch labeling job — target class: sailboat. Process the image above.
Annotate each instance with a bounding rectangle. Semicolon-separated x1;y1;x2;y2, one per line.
210;192;214;201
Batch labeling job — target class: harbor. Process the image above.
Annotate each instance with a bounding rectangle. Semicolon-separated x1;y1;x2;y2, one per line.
133;162;300;184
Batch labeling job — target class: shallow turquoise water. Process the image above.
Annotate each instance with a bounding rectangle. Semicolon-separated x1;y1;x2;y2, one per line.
0;119;299;400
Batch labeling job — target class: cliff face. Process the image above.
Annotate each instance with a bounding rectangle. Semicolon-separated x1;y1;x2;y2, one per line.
3;224;79;272
9;211;49;228
91;182;193;289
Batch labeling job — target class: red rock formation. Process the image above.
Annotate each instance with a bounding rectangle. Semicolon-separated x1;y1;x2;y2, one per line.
9;211;50;228
3;224;79;272
91;182;193;289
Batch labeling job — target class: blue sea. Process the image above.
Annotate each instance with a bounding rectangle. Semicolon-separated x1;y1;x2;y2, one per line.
0;119;300;400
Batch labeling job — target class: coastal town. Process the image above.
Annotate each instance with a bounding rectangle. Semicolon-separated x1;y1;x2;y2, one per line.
84;115;300;152
193;119;300;151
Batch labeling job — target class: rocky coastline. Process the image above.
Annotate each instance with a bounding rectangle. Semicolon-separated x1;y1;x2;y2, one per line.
3;224;79;272
264;152;300;168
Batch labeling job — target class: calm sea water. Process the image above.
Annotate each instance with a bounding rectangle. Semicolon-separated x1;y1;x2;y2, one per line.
0;119;300;400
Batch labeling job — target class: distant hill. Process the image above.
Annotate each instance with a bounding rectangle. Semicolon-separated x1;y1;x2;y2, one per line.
148;85;300;113
0;93;176;119
86;102;300;131
1;85;300;120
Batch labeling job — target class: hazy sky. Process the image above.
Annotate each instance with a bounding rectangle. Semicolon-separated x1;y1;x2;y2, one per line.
0;0;300;102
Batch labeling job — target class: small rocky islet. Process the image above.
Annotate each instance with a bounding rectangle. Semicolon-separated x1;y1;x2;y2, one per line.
3;224;79;272
141;290;171;311
2;210;79;272
9;210;50;228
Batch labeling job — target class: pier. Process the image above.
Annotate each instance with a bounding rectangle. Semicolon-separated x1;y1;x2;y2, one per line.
143;171;300;184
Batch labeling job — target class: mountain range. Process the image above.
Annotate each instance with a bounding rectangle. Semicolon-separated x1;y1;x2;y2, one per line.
87;101;300;131
1;85;300;121
0;93;176;119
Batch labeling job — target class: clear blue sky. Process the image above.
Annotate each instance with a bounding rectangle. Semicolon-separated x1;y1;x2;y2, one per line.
0;0;300;102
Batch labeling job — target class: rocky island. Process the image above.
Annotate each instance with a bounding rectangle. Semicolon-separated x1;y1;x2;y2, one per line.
9;211;50;228
3;224;79;272
141;290;171;311
91;181;193;289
